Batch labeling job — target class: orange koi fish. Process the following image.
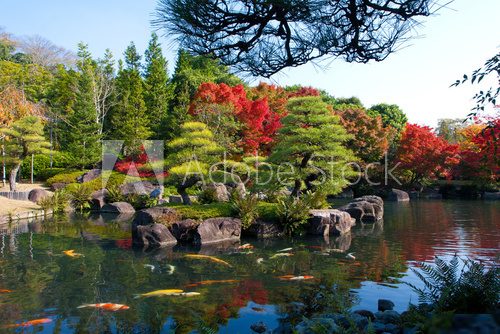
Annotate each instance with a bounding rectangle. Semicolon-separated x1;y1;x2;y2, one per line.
185;279;239;288
278;275;314;281
5;318;52;328
238;243;254;250
184;254;232;267
63;250;84;258
77;303;130;311
0;289;13;293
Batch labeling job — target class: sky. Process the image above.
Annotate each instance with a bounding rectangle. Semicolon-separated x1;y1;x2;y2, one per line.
1;0;499;127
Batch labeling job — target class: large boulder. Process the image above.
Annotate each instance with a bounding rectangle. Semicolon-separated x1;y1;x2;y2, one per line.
308;209;356;236
133;223;177;248
50;182;66;191
387;188;410;202
244;221;283;238
28;189;50;203
133;207;179;226
120;181;156;196
193;217;241;245
90;189;109;211
77;169;101;183
169;219;199;242
339;195;384;223
101;202;135;214
204;183;230;202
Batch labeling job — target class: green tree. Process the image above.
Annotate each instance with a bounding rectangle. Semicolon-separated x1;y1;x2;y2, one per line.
269;96;356;197
335;96;363;107
1;116;50;191
166;49;241;140
110;42;151;152
368;103;408;134
166;121;222;204
436;118;467;143
143;33;172;138
62;43;102;169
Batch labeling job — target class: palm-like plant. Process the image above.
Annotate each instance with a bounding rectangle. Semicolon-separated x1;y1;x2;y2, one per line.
407;255;500;313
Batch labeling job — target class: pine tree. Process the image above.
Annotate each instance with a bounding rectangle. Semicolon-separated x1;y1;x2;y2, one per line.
63;43;102;169
268;96;356;197
143;33;172;138
1;116;50;191
166;121;222;204
110;42;151;152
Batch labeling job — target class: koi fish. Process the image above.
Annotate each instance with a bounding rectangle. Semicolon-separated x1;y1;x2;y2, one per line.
270;253;293;259
252;307;265;312
346;253;356;260
5;318;52;328
144;264;155;272
256;258;264;264
238;243;254;249
77;303;130;311
184;254;232;267
0;289;13;293
278;275;314;281
176;292;201;297
277;247;293;252
134;289;184;298
307;245;323;250
185;279;238;288
63;250;84;258
327;248;344;253
166;264;175;275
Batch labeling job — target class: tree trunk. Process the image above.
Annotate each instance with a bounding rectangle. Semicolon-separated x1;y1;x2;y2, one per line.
291;179;302;198
9;163;20;192
177;186;191;205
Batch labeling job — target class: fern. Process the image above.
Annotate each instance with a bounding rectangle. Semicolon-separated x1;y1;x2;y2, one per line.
406;255;500;313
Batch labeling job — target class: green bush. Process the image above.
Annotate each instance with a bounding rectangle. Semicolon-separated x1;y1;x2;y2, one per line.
230;192;259;229
46;170;86;186
37;168;69;181
407;255;500;313
67;183;93;212
276;196;311;236
20;152;73;180
198;187;219;204
256;202;279;222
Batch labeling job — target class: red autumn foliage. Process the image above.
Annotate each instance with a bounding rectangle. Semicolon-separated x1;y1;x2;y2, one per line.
396;123;460;184
114;147;167;178
190;82;283;154
287;86;321;98
454;118;499;182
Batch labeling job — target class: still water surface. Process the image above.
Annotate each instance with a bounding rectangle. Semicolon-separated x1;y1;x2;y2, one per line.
0;200;498;333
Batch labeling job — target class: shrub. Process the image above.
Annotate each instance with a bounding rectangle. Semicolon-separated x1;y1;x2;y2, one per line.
20;152;73;180
407;255;500;313
303;189;329;209
67;183;93;212
52;189;69;213
46;170;86;186
37;168;68;181
276;196;311;236
256;202;279;222
198;187;218;204
230;192;259;229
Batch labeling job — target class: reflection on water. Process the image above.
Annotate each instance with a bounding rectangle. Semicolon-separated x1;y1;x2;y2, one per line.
0;200;498;332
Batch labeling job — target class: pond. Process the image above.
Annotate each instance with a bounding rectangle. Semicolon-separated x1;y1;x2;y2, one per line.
0;200;498;333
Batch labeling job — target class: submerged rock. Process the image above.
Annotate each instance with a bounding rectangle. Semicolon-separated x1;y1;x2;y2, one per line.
250;321;267;333
308;209;356;236
243;221;283;238
387;188;410;202
378;299;395;311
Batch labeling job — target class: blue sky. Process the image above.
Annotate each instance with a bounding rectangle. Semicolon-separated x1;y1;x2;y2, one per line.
1;0;499;126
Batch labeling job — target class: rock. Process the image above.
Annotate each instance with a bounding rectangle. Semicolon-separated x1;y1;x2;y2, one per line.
409;191;419;199
308;209;356;236
77;169;101;183
387;188;410;202
378;299;395;311
483;191;500;200
205;183;230;202
170;219;198;242
193;217;241;245
50;182;66;191
244;221;283;238
339;195;383;222
90;189;109;211
354;309;375;321
120;181;155;196
28;189;50;203
250;322;267;333
101;202;135;214
371;322;386;334
350;313;369;330
133;207;179;226
452;314;499;334
383;323;400;334
294;318;339;334
376;310;400;324
232;182;247;198
133;223;177;248
169;195;183;203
